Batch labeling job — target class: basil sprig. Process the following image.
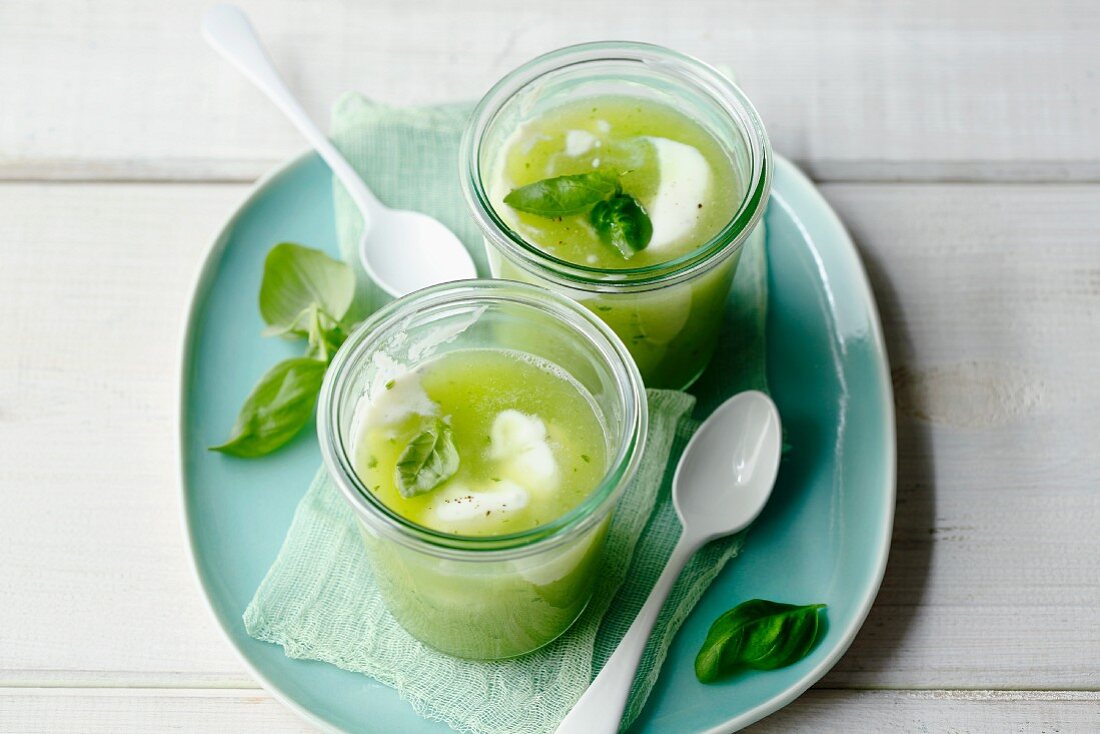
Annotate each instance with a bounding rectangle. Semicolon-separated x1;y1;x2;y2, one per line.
211;243;357;458
395;418;460;498
694;599;827;683
504;172;652;258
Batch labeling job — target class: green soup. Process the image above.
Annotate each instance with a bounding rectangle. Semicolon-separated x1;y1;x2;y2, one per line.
488;94;747;388
352;348;608;535
495;95;741;270
350;347;612;658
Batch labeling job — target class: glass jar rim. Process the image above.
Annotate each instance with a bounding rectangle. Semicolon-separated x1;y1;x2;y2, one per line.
316;279;648;560
460;40;772;291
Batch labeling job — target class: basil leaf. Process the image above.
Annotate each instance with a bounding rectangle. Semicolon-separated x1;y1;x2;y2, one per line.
394;418;460;498
259;243;355;335
503;171;620;217
694;599;826;683
260;307;316;339
210;357;328;458
590;193;652;258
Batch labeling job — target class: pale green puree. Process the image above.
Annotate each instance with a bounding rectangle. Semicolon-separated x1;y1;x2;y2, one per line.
351;348;611;658
490;95;744;388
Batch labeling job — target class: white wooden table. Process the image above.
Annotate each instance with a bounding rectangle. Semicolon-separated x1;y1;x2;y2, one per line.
2;1;1098;731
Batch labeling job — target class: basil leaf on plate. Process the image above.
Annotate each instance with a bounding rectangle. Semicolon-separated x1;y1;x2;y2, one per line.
395;418;460;498
694;599;826;683
259;243;355;335
210;357;328;458
504;171;620;217
590;193;652;258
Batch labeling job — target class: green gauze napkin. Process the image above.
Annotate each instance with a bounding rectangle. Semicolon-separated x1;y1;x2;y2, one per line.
244;94;769;734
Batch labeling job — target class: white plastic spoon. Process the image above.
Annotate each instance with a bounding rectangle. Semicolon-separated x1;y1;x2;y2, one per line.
201;4;476;298
555;390;782;734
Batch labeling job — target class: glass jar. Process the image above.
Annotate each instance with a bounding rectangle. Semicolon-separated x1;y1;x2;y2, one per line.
460;41;772;389
317;280;647;659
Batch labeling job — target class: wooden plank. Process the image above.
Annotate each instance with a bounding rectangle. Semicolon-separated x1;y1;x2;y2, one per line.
746;690;1100;733
0;182;255;686
0;688;1096;732
1;0;1099;182
0;688;308;733
818;182;1100;688
0;181;1098;689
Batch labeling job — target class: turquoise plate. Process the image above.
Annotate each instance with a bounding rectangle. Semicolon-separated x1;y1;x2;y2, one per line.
181;154;895;733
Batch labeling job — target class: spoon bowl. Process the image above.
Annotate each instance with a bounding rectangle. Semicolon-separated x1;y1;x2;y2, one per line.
202;4;476;298
361;208;477;296
673;390;782;541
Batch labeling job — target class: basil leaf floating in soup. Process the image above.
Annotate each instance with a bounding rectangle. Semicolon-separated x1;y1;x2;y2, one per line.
259;242;356;336
395;418;461;498
694;599;827;683
210;357;329;458
590;193;652;259
504;171;620;217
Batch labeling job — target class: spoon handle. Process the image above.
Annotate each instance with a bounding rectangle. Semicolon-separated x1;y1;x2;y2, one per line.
554;535;699;734
201;4;384;224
